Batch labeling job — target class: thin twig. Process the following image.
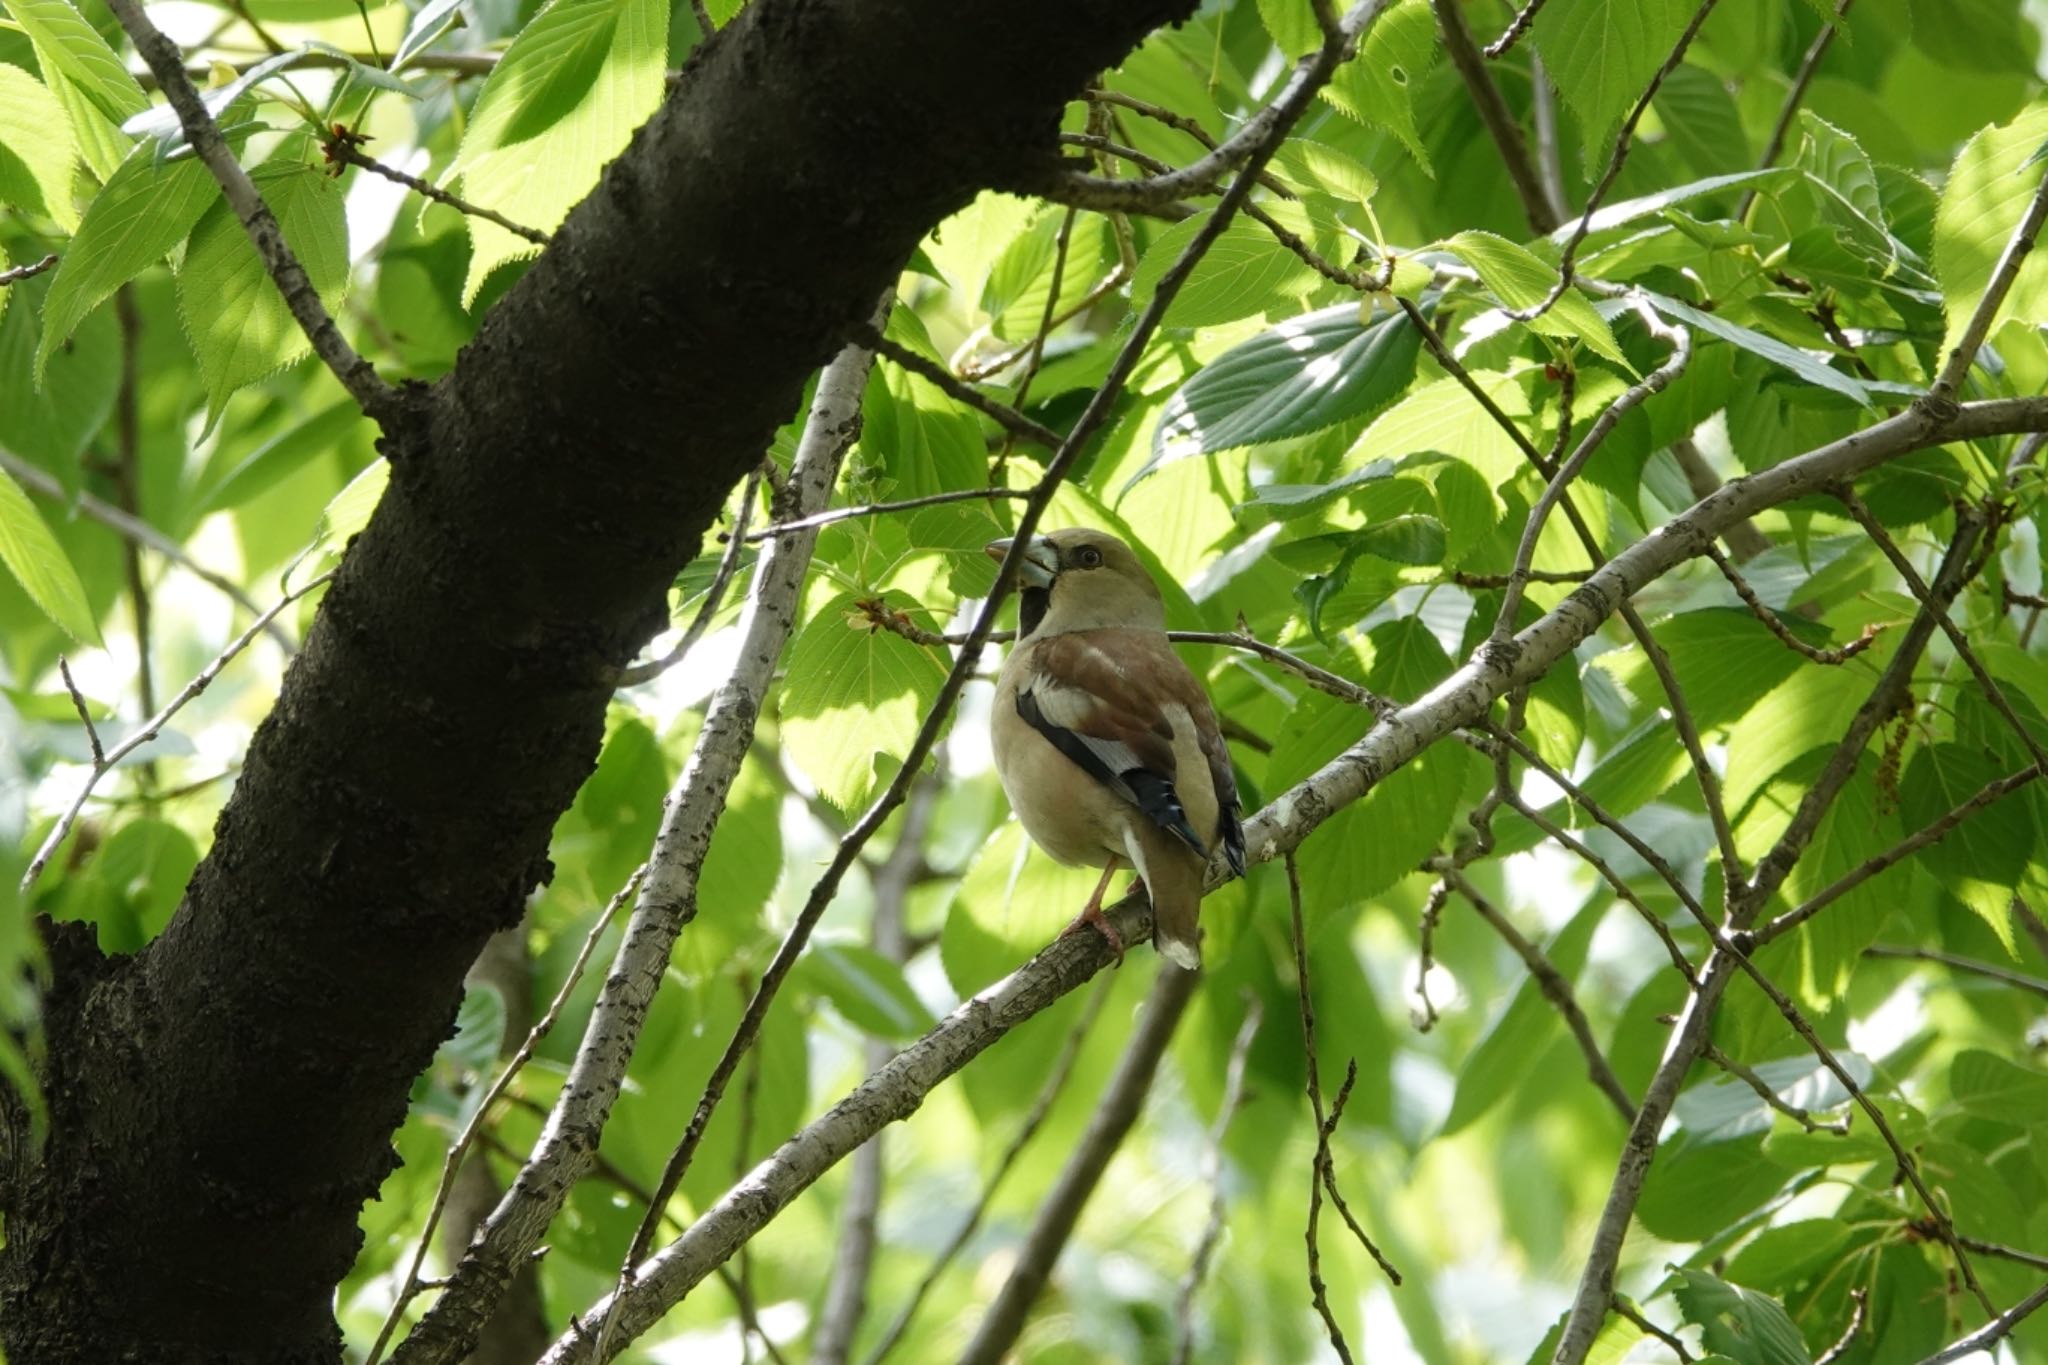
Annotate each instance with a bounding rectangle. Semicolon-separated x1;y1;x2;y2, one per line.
617;464;766;685
689;0;714;34
1922;163;2048;417
0;446;291;649
1700;1042;1848;1134
856;332;1065;451
1755;765;2042;946
1447;870;1636;1123
1813;1287;1868;1365
1509;0;1721;324
956;965;1200;1365
744;486;1031;542
1919;1281;2048;1365
1411;877;1452;1031
1432;0;1559;234
56;658;105;767
1738;0;1856;220
0;254;58;286
862;978;1113;1365
1483;0;1550;58
1703;544;1880;665
1173;997;1263;1365
1290;853;1354;1365
22;573;332;894
105;0;394;420
1861;945;2048;999
364;868;647;1365
329;143;551;245
1611;1298;1694;1363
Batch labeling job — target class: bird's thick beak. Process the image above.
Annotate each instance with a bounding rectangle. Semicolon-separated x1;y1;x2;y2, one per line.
985;536;1059;589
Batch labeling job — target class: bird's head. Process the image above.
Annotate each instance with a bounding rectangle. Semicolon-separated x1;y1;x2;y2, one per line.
985;528;1165;636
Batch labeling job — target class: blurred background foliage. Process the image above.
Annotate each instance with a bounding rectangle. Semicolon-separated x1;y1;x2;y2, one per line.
5;0;2048;1360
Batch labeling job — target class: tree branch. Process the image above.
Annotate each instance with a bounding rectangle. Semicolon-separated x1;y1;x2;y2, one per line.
1862;945;2048;999
1430;0;1559;234
1920;1280;2048;1364
104;0;396;421
955;964;1200;1365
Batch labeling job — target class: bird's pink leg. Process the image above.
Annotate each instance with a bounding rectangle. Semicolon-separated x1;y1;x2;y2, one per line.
1061;858;1126;964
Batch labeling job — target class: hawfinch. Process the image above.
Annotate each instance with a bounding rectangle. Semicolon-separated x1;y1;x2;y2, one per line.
986;529;1245;968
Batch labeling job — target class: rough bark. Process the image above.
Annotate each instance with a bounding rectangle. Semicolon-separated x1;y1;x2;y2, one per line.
0;2;1194;1360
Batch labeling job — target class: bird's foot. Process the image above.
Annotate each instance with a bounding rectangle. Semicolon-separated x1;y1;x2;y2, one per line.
1061;902;1126;965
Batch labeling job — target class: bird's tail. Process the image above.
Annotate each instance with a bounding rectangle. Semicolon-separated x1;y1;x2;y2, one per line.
1148;867;1203;970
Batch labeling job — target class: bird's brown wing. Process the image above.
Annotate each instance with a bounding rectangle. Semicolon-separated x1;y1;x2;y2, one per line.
1017;630;1221;859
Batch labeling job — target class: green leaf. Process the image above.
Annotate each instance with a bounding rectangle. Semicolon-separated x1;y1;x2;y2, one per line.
0;269;120;471
1320;0;1439;171
797;939;936;1040
393;0;465;72
1899;741;2033;950
9;0;146;180
1533;0;1688;162
1652;63;1747;179
450;0;669;301
1670;1267;1814;1365
1564;167;1795;241
1440;896;1605;1136
1724;1220;1855;1290
779;591;950;813
943;821;1103;996
1605;608;1807;732
1672;1053;1869;1142
1147;302;1423;473
1269;137;1378;210
1347;367;1536;489
1949;1049;2048;1126
1639;1133;1789;1242
179;153;351;418
1641;291;1870;406
1444;230;1630;369
1130;212;1319;328
1347;512;1444;565
35;148;219;383
1934;100;2048;371
1791;112;1899;273
0;63;80;228
0;466;97;641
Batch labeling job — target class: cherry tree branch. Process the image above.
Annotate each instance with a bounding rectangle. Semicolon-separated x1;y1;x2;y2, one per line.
1430;0;1559;234
955;965;1199;1365
389;304;890;1365
104;0;396;421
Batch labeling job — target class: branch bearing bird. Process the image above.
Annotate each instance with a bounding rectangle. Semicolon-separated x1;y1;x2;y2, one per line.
986;529;1246;968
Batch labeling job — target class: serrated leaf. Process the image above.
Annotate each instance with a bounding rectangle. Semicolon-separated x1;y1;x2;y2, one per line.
1145;303;1423;478
393;0;466;72
1652;63;1747;178
1642;291;1870;406
1320;0;1439;171
1900;741;2033;951
1950;1049;2048;1125
780;591;950;813
0;466;97;641
1935;100;2048;371
15;2;146;180
1534;0;1689;162
1347;366;1535;489
1564;167;1795;240
1792;112;1896;272
179;153;351;418
1670;1268;1814;1365
0;64;81;229
35;147;218;383
1445;230;1630;369
121;46;315;151
0;271;119;472
450;0;668;301
1130;212;1319;328
1269;137;1378;209
1673;1053;1869;1142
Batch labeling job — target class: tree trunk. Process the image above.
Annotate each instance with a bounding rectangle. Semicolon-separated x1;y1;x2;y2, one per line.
0;2;1194;1360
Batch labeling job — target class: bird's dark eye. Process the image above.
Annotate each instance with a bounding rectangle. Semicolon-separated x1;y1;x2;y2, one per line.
1074;546;1103;568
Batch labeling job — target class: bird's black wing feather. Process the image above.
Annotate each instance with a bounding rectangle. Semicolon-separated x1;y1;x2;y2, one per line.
1016;689;1207;857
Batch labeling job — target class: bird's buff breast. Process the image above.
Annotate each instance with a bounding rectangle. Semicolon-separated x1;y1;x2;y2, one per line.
991;704;1134;868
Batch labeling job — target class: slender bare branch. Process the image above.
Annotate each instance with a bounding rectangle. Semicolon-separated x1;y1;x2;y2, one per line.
744;487;1031;541
1174;996;1262;1365
1756;765;2042;946
365;868;646;1365
1612;1298;1694;1363
1431;0;1559;234
22;572;332;894
956;964;1200;1365
1862;945;2048;999
1737;0;1856;219
104;0;395;420
1701;1042;1847;1134
0;254;58;286
1703;544;1880;665
1484;0;1550;58
862;978;1112;1365
329;143;551;245
1813;1288;1868;1365
1920;1281;2048;1365
390;302;892;1365
1446;871;1635;1123
859;331;1066;451
617;464;766;685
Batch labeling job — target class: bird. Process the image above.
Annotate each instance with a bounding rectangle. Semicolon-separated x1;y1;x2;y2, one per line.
986;528;1245;969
